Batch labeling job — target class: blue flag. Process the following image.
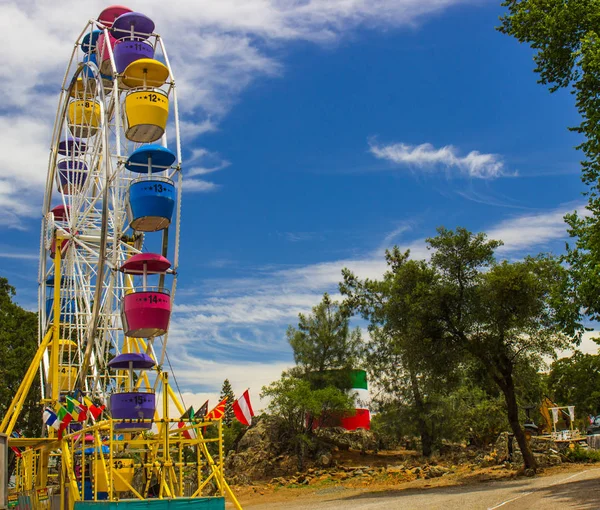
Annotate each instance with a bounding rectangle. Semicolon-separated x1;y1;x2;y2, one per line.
42;408;59;429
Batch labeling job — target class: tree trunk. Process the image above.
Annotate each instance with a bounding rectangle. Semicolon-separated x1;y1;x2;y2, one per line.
499;373;537;471
409;369;433;457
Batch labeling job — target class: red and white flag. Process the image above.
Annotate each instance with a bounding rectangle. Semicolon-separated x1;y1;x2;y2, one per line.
233;389;255;426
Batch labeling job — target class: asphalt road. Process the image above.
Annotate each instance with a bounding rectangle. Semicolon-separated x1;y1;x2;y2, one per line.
240;468;600;509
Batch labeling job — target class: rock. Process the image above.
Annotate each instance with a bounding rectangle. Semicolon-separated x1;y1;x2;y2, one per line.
530;438;559;453
533;452;562;467
547;454;562;466
386;465;405;473
319;453;333;467
315;427;378;452
424;466;449;479
494;432;511;463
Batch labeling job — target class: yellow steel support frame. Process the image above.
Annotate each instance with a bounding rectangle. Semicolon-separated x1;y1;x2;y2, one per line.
6;236;243;509
8;376;243;509
12;419;236;510
51;238;63;403
12;373;238;507
165;384;241;509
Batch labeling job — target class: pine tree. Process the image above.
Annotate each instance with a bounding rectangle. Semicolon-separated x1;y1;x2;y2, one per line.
219;379;235;426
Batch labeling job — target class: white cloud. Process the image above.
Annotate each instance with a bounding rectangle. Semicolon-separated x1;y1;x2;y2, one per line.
184;179;220;192
0;115;52;228
369;141;509;179
0;252;39;260
179;120;218;141
171;204;578;349
166;358;291;414
488;204;586;253
187;163;231;177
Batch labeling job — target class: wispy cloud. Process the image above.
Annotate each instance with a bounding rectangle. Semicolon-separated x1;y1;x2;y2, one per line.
369;141;510;179
166;358;292;414
179;120;218;141
184;179;220;193
488;204;587;253
379;224;414;250
277;231;322;243
187;162;231;177
184;148;230;187
0;252;39;260
455;188;533;209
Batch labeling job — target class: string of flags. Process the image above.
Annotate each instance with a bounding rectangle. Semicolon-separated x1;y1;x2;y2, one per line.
42;389;254;439
177;389;256;431
42;395;106;438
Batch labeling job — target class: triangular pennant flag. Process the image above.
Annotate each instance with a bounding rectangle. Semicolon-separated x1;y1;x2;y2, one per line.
55;403;73;439
83;396;105;420
55;403;72;424
43;408;59;429
205;398;227;421
198;400;209;418
181;406;195;421
233;390;255;426
66;396;87;422
178;406;196;440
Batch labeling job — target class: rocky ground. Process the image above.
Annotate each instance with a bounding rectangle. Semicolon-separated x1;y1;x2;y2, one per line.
224;418;582;492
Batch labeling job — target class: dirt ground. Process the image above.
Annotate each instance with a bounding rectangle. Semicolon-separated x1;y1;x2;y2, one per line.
228;449;594;509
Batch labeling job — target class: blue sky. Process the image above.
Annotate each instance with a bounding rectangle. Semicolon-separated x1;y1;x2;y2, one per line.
0;0;594;409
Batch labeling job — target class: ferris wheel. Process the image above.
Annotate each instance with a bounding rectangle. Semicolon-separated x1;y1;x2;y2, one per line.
38;5;183;408
0;7;243;509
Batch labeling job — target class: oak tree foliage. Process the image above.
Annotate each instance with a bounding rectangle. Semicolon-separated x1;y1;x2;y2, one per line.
0;277;41;438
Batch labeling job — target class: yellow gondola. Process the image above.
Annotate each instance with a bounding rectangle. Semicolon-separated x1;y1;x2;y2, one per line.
122;58;170;142
68;99;101;137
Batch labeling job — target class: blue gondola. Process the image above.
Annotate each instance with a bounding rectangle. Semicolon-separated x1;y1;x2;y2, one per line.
83;53;98;79
45;276;76;323
125;145;176;232
81;30;102;53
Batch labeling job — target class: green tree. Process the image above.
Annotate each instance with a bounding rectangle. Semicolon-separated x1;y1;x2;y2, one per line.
448;383;508;447
548;352;600;417
260;375;354;469
287;293;362;389
219;379;235;426
222;420;244;455
498;1;598;332
0;277;41;457
341;248;459;456
427;227;571;470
